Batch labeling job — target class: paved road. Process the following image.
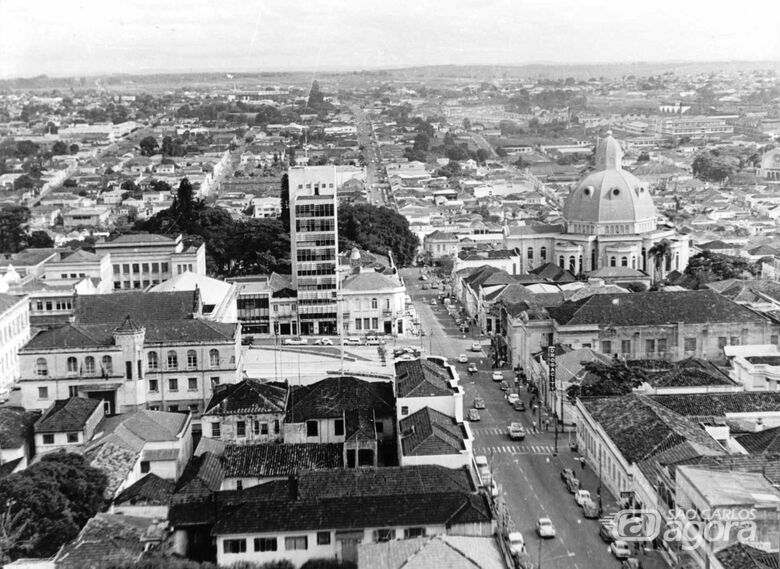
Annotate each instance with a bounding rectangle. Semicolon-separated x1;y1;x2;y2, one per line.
402;268;626;569
353;106;388;207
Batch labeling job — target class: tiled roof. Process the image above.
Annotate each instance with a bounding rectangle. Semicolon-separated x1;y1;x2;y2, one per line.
529;262;576;282
113;473;174;507
0;407;39;449
222;443;344;478
0;293;25;314
396;359;453;398
581;394;725;464
115;410;189;442
707;278;780;305
73;291;196;323
34;397;101;433
737;427;780;454
56;248;100;263
54;513;152;569
204;379;287;416
715;542;779;569
86;441;140;499
550;290;765;327
286;376;394;422
342;271;402;292
650;392;780;418
173;452;224;500
400;407;467;456
104;233;175;244
672;453;780;486
358;535;505;569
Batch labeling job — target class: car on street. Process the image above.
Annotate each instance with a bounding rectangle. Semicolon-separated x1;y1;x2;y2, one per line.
490;479;499;498
475;455;491;486
473;397;485;409
492;371;504;381
575;489;592;506
365;336;384;345
313;338;333;345
536;518;556;538
507;532;525;557
610;541;632;559
421;284;429;290
507;393;520;405
471;342;482;352
468;363;478;374
508;422;526;440
566;477;581;493
513;400;526;412
600;523;617;543
582;498;600;519
468;409;481;421
560;468;575;483
283;337;308;346
500;380;510;391
430;283;438;289
342;337;363;346
430;299;437;305
457;354;469;363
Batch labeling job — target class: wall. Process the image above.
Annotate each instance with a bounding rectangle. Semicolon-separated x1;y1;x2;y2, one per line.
397;392;462;423
0;295;31;389
202;412;283;444
402;450;471;469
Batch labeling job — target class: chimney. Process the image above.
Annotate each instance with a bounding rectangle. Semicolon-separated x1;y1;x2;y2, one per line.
192;286;201;317
288;474;298;500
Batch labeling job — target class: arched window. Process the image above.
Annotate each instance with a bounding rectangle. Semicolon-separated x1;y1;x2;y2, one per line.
569;256;576;272
102;355;113;375
187;350;197;369
610;257;617;267
147;351;158;370
67;356;78;373
632;257;636;269
84;356;95;375
527;247;534;260
540;247;547;261
35;357;48;376
209;349;219;368
167;351;178;370
558;256;564;268
371;298;378;309
621;257;628;267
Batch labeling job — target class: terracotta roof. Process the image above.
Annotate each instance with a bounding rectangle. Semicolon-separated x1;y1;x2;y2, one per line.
73;291;196;323
116;410;189;442
342;271;402;292
0;293;26;314
400;407;467;456
222;443;344;478
707;279;780;304
204;379;287;416
715;542;779;569
54;513;152;569
286;376;394;422
174;452;224;500
396;359;454;398
113;473;174;507
358;535;505;569
737;427;780;454
671;453;780;486
34;397;101;433
85;441;140;499
529;262;576;282
650;392;780;419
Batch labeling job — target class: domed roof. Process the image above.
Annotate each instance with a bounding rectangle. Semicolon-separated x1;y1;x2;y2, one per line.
2;264;21;285
563;132;656;228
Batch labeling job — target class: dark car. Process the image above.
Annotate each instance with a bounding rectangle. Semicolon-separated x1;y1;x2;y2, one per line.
241;336;253;345
513;400;526;412
560;468;575;483
566;477;581;494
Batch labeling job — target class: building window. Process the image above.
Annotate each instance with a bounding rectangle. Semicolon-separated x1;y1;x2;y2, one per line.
539;246;547;261
161;262;169;273
209;349;219;368
610;257;616;267
261;422;269;435
285;536;308;551
38;386;49;399
717;337;727;349
355;318;362;330
147;351;158;370
684;338;697;352
274;419;280;434
235;480;243;490
334;419;344;436
140;461;150;474
621;340;631;354
645;339;655;354
527;247;534;260
188;377;197;391
601;341;612;354
67;356;78;373
364;318;370;329
149;379;159;392
102;355;113;375
68;386;79;398
84;356;95;375
558;255;564;267
371;298;378;309
374;529;396;543
168;378;178;392
167;351;178;370
211;377;220;389
401;406;409;416
730;336;741;346
211;422;221;437
42;433;54;445
621;256;628;267
66;432;79;443
223;539;246;554
375;421;384;434
254;538;277;552
317;531;331;546
187;350;197;369
35;357;48;376
658;338;667;353
404;527;426;539
371;318;379;330
169;405;179;412
307;420;318;437
235;421;246;437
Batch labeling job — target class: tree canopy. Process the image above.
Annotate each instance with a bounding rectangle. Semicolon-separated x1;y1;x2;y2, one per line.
682;250;759;288
0;205;31;253
338;203;419;266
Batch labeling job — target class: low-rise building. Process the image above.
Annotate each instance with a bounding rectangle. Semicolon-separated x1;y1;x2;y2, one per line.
34;396;104;455
0;407;39;475
201;379;287;444
0;292;30;390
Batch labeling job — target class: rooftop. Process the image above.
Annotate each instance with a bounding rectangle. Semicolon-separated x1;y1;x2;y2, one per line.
221;443;344;478
357;535;505;569
113;473;174;507
34;397;101;433
400;407;467;456
677;466;780;507
396;359;455;398
204;379;287;416
286;376;394;422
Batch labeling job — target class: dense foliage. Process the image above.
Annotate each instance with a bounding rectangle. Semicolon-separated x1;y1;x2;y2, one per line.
338;203;419;266
0;453;108;562
681;250;760;288
0;205;31;253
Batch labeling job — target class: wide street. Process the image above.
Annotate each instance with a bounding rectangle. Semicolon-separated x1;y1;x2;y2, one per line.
402;268;627;569
353;106;388;207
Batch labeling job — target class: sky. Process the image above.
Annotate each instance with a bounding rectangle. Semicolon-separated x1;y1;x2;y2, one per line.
1;0;779;78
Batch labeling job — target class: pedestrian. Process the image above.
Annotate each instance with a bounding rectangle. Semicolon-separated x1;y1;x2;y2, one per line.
531;420;537;432
580;456;586;470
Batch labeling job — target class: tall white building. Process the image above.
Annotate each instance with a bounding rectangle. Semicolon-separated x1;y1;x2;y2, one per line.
0;293;31;392
288;165;339;336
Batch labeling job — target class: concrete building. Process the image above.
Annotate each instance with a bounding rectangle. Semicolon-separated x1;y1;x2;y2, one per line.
0;293;30;391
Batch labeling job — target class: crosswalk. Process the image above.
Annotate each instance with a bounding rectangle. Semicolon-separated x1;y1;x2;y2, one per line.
473;444;555;455
472;427;550;436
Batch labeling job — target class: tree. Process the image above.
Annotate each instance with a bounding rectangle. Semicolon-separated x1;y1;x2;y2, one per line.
12;175;35;191
338;203;420;266
495;147;508;157
462;118;471;131
138;135;159;157
683;251;758;287
149;179;172;193
692;151;738;182
436;161;462;179
476;148;490;164
308;80;325;109
636;151;650;162
0;205;30;253
51;141;69;155
647;239;672;280
27;230;54;248
172;178;197;223
69;143;79;154
280;173;290;231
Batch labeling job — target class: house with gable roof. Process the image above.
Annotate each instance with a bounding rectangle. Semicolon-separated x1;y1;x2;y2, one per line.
34;396;104;455
0;406;40;475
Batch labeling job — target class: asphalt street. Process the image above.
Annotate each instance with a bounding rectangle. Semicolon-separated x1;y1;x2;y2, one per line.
402;268;629;569
353;106;387;207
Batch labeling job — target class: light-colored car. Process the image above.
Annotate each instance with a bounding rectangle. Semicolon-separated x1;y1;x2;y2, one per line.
364;336;384;345
610;540;632;559
507;393;520;405
430;299;437;305
283;337;308;345
342;337;363;346
473;397;485;409
313;337;333;345
536;517;556;538
508;422;526;440
475;455;491;486
471;342;482;352
457;354;469;363
467;363;478;374
468;409;481;421
490;479;499;498
575;489;592;506
492;370;504;381
507;532;525;557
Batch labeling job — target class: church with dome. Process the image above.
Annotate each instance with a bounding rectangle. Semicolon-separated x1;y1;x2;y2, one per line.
504;132;690;281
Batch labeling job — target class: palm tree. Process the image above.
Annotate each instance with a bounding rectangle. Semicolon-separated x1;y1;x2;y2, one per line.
648;239;673;281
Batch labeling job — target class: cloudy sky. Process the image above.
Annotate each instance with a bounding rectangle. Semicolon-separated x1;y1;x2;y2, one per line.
1;0;779;78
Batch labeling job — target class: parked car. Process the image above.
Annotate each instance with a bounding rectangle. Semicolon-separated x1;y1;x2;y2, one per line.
566;477;581;494
468;409;481;421
507;532;525;557
610;541;632;560
430;283;439;289
471;342;482;352
575;489;592;506
508;422;526;440
365;336;384;345
513;400;526;412
507;393;520;405
457;353;469;363
600;523;617;543
492;370;504;381
582;499;600;519
283;337;308;345
314;337;333;345
621;559;641;569
468;363;478;374
490;479;499;498
560;468;575;484
501;381;512;392
536;518;556;538
342;337;363;346
475;455;491;486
